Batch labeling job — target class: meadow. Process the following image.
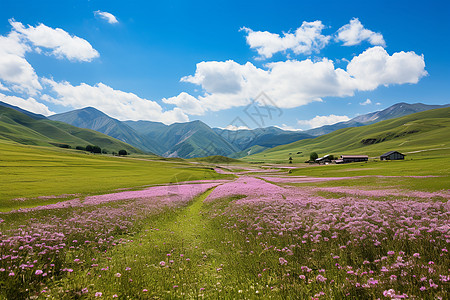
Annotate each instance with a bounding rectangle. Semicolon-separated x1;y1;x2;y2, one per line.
0;142;448;299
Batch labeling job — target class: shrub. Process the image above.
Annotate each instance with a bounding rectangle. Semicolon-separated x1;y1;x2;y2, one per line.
118;150;128;156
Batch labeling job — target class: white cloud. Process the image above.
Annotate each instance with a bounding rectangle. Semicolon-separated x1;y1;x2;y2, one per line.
0;53;42;95
175;46;426;115
0;29;42;95
0;92;54;116
242;21;331;59
220;125;250;131
336;18;385;47
348;46;427;90
181;59;355;112
376;102;381;105
0;20;99;96
274;124;303;131
162;92;206;115
297;114;350;129
94;11;119;24
10;19;99;62
42;79;188;124
360;99;372;105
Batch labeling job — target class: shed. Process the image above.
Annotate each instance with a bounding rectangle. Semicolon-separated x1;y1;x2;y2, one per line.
339;155;368;163
380;151;405;160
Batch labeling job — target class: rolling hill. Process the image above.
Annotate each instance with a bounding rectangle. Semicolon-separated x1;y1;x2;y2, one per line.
0;105;143;154
304;102;450;136
244;107;450;163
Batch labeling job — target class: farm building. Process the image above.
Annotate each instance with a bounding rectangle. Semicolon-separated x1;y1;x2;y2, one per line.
336;155;369;164
380;151;406;160
315;154;333;164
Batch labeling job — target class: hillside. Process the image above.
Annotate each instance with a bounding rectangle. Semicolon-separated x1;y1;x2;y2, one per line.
304;102;450;136
244;107;450;163
0;106;143;154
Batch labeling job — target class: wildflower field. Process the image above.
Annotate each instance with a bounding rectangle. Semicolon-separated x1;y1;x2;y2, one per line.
0;144;449;299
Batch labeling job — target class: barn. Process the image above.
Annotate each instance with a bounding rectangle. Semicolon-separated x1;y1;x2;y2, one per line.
380;151;406;160
336;155;369;164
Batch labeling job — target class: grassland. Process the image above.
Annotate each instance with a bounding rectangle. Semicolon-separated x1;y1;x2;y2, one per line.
0;140;230;211
0;108;448;299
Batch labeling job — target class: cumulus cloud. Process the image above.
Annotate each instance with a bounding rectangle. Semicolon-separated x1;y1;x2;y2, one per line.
348;46;427;90
274;124;303;131
297;114;350;129
0;30;42;95
219;125;250;131
94;11;119;24
42;79;188;124
336;18;385;47
0;92;54;116
181;59;355;111
242;21;331;59
360;99;372;105
10;19;99;62
176;46;425;115
162;92;206;115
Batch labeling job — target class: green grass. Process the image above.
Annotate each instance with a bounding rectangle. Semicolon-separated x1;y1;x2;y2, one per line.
0;146;448;299
244;107;450;163
0;140;231;211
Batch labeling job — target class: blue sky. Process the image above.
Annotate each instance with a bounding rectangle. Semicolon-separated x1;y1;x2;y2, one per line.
0;0;449;130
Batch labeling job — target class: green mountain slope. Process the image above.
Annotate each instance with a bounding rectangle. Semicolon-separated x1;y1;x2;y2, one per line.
244;107;450;163
213;127;312;151
157;120;239;158
0;106;143;153
49;107;161;154
304;102;450;136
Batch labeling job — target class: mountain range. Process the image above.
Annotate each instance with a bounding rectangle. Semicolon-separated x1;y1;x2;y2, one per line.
1;101;448;159
49;108;314;158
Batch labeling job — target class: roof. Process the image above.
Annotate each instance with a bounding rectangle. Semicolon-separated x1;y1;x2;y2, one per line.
315;154;332;161
380;151;405;157
341;155;368;159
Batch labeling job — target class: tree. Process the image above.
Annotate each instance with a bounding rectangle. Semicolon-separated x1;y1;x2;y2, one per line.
289;156;293;164
310;152;318;161
118;149;128;156
92;146;101;154
85;145;93;152
102;149;108;154
76;146;85;151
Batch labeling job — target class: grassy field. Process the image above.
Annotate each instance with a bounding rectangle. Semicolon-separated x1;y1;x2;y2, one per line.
0;140;230;211
0;135;448;299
